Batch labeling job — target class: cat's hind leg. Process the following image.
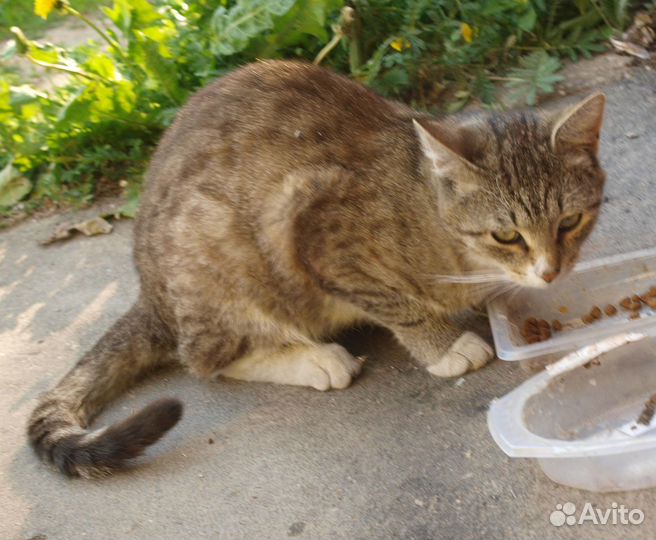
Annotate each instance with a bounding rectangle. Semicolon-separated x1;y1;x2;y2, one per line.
176;295;364;390
180;328;364;390
219;343;364;391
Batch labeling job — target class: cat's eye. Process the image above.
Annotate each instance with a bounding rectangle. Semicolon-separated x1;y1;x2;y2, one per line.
492;230;522;244
559;213;582;232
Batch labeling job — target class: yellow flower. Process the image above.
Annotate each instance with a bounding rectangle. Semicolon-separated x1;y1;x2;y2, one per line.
461;22;474;44
34;0;59;19
390;38;411;52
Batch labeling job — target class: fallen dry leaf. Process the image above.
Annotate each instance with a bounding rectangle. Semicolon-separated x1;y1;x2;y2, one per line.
41;216;113;245
610;37;650;60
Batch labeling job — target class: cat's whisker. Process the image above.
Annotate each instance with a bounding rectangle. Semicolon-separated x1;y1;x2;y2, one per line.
465;282;512;301
431;273;508;284
484;282;520;303
430;269;501;276
504;284;523;304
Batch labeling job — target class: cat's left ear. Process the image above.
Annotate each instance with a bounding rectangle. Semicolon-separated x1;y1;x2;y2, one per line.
412;118;485;174
550;93;605;155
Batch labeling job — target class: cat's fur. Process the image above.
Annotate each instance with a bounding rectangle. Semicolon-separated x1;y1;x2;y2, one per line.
28;60;606;477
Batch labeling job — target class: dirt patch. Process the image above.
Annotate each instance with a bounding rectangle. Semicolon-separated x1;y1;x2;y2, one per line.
556;53;635;95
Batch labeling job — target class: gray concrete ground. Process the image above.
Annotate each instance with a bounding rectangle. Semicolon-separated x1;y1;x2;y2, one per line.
2;67;656;540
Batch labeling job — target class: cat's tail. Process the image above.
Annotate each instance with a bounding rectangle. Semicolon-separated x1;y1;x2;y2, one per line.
27;300;183;478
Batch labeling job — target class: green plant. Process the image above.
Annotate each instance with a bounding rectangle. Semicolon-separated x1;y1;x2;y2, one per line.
323;0;630;109
1;0;347;212
0;0;633;215
503;50;564;105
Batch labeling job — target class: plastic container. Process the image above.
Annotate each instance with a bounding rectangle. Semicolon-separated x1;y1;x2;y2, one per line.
488;333;656;492
487;247;656;362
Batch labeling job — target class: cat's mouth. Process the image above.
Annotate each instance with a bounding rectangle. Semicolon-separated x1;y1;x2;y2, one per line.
513;266;571;289
503;270;554;289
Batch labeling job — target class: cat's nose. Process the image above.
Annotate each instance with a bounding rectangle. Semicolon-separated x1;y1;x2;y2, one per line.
541;270;559;283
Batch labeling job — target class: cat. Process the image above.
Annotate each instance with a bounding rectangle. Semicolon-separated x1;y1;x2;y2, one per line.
27;60;606;477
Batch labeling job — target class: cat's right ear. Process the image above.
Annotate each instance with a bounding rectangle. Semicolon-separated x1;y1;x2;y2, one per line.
412;118;483;176
549;93;605;155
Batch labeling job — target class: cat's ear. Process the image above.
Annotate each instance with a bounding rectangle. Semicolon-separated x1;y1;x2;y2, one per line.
413;118;484;174
549;93;605;155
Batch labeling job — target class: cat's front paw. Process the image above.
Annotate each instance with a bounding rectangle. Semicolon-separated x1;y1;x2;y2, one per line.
426;331;494;378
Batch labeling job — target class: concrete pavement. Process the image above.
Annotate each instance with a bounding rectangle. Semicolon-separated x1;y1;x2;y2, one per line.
2;67;656;540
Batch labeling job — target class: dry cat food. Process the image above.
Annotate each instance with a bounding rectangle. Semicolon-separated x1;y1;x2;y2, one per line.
521;317;553;343
581;305;603;325
521;285;656;344
637;394;656;426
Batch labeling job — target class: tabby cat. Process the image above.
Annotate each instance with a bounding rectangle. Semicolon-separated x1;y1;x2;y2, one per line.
28;60;606;477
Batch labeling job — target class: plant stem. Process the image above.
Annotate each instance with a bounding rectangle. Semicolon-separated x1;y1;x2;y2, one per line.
345;5;363;73
65;6;125;56
314;6;361;67
487;76;524;82
314;32;343;65
25;55;103;81
589;0;618;32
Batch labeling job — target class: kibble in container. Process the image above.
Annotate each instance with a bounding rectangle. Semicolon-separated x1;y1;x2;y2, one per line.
487;247;656;363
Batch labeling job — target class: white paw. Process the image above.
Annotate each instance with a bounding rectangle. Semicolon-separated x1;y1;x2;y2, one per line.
304;344;365;391
427;331;494;378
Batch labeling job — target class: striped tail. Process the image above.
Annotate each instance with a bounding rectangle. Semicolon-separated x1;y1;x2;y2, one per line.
27;301;182;478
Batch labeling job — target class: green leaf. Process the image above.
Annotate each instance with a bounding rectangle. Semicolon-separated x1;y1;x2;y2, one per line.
20;102;41;121
250;0;343;57
0;81;11;112
471;71;496;104
141;25;175;58
104;0;160;34
136;37;185;103
517;8;537;32
103;0;133;35
371;67;409;96
56;87;92;127
116;193;140;218
0;162;32;207
504;50;563;105
85;54;117;80
29;47;61;65
354;37;395;85
115;80;136;113
275;0;342;43
210;0;296;56
89;83;115;121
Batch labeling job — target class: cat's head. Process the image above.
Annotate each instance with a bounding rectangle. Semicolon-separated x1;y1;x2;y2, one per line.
414;93;606;288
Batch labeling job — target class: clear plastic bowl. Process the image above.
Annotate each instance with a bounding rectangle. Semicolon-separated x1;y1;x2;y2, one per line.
487;247;656;362
488;333;656;492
